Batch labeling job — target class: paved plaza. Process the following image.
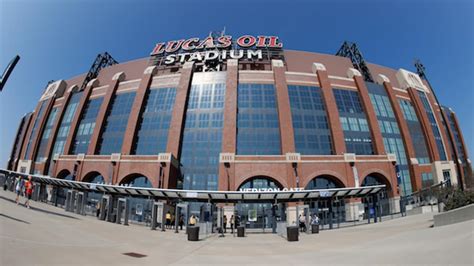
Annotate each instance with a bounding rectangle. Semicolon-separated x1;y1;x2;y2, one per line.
0;190;473;265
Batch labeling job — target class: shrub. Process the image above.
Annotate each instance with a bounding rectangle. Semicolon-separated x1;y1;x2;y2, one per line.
443;189;474;211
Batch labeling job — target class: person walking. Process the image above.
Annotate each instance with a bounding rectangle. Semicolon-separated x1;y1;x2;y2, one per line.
171;213;175;229
179;214;184;230
299;214;306;232
230;215;235;234
3;176;8;191
15;176;22;204
165;211;171;229
96;201;101;218
24;177;33;209
189;214;197;226
223;215;228;233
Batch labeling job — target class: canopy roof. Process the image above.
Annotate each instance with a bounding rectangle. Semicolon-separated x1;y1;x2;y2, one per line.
1;169;385;203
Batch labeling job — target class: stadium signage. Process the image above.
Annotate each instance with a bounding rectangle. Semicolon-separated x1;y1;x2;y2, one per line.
150;35;283;65
239;187;303;192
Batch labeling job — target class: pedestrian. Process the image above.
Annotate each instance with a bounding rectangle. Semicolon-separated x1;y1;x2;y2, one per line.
24;177;33;209
230;215;234;234
189;214;196;226
96;201;101;218
179;214;184;230
165;211;171;229
15;176;22;204
299;214;306;232
3;176;8;191
171;213;175;229
223;215;227;233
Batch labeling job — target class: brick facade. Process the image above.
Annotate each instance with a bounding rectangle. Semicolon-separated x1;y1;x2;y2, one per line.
7;50;471;199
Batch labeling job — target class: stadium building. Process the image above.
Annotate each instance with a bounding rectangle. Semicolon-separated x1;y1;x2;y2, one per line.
6;33;472;225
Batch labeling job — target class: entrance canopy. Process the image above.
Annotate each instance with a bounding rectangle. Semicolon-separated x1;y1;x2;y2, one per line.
1;169;385;203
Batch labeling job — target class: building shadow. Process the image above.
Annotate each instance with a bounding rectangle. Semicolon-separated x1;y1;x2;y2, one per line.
0;195;80;220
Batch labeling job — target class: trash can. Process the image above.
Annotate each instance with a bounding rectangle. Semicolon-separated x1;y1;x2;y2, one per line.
237;226;245;237
187;226;199;241
311;224;319;234
287;226;299;242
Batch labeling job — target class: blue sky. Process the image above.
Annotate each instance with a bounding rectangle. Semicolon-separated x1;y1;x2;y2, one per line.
1;0;473;168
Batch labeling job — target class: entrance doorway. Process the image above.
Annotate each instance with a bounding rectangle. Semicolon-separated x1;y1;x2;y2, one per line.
235;176;283;229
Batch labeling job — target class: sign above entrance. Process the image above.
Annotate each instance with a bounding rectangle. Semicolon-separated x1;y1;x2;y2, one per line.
239;187;304;193
149;35;284;70
150;35;283;56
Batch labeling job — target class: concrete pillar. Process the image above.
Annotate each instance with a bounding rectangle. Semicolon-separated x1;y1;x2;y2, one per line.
344;200;362;221
218;59;238;191
272;59;296;154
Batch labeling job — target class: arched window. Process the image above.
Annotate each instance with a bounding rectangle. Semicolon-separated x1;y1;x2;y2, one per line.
238;176;282;190
56;170;73;181
120;175;152;188
83;172;105;184
305;175;343;190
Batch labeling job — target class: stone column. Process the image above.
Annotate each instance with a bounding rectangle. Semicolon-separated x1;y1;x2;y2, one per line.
272;59;296;154
218;60;238;191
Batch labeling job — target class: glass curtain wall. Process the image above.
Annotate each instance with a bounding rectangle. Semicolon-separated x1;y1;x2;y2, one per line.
97;92;136;155
132;88;176;155
333;89;373;155
71;97;104;154
24;101;48;159
366;82;412;195
399;99;431;164
417;91;447;161
288;85;333;155
181;73;226;191
236;84;281;155
34;108;58;163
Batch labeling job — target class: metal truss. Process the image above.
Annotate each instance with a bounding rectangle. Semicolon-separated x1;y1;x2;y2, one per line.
336;41;374;82
80;52;118;91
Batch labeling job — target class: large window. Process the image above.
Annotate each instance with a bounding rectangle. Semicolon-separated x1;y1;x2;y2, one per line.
288;85;333;155
333;89;373;155
97;92;136;155
421;172;434;188
417;91;447;161
181;79;225;191
367;82;412;195
71;97;103;154
51;92;83;157
34;107;58;163
132;88;176;155
24;101;48;159
237;84;281;155
399;99;431;164
445;108;466;163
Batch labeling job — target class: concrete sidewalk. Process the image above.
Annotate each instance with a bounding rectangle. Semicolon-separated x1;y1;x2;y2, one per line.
1;190;472;265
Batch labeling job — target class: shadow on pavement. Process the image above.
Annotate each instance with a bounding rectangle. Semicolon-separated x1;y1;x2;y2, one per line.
0;213;30;224
0;195;80;220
